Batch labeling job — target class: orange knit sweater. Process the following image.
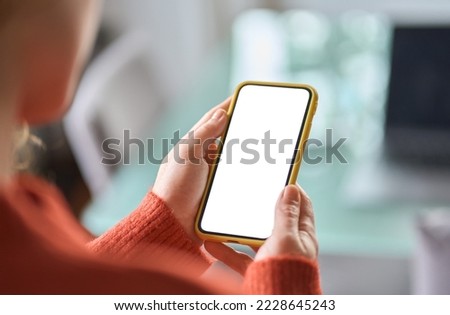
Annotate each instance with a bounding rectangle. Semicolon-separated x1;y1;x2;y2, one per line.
0;174;321;294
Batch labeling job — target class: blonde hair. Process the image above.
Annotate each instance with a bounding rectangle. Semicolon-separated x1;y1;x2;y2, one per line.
14;124;44;171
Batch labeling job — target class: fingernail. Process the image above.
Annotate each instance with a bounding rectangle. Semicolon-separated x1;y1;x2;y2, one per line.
211;109;226;121
283;185;300;202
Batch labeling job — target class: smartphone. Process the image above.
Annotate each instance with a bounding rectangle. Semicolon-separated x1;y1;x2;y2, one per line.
195;81;318;246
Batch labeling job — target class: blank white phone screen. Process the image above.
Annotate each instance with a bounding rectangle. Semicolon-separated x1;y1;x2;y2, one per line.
199;84;311;240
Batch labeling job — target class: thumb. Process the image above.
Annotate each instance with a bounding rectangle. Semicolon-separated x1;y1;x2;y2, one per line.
273;185;301;235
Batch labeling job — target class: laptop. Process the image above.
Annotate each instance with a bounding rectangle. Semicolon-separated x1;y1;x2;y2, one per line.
345;25;450;204
385;26;450;165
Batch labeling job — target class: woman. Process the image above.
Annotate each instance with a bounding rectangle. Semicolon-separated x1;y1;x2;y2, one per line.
0;0;321;294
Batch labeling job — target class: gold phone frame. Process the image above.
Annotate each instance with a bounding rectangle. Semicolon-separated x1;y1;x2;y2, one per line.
195;81;318;246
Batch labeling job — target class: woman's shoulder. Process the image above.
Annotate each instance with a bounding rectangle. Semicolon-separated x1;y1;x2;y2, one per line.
0;173;93;251
0;173;227;294
0;172;70;212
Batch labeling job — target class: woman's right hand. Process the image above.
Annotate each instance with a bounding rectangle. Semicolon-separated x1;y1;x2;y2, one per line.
254;184;318;262
204;184;318;274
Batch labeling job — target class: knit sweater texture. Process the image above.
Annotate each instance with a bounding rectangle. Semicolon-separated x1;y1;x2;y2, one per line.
0;174;321;294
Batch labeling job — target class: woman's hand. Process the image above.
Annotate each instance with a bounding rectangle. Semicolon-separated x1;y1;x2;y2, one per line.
255;184;318;261
152;98;230;244
153;97;318;270
204;184;318;275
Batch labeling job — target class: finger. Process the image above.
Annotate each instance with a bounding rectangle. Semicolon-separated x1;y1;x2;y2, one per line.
176;109;227;164
191;109;227;160
204;241;253;276
191;97;231;131
204;142;219;165
178;98;230;164
194;108;227;140
273;185;301;236
297;185;318;253
297;184;315;227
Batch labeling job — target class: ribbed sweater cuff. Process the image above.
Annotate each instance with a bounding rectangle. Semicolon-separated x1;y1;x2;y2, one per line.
88;192;207;264
243;255;322;295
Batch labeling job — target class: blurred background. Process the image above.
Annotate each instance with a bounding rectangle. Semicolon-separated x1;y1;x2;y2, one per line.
31;0;450;294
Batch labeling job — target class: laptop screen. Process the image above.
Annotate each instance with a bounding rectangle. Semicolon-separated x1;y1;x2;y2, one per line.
386;27;450;132
384;26;450;164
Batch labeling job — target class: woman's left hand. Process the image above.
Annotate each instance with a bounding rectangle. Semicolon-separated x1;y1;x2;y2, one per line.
152;98;230;245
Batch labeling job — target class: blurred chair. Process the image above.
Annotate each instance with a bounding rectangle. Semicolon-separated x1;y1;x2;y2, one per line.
64;32;162;197
413;210;450;294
